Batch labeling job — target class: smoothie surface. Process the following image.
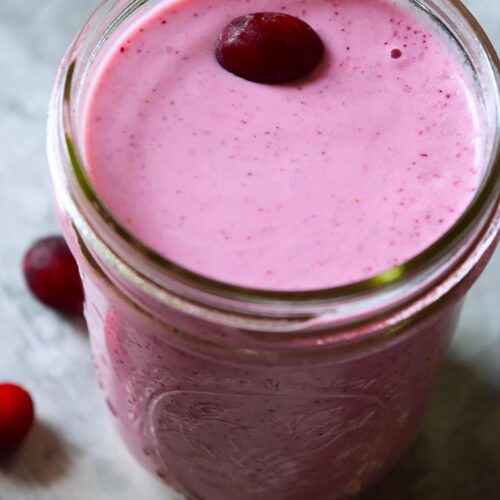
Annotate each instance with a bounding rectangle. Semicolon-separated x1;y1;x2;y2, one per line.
83;0;483;290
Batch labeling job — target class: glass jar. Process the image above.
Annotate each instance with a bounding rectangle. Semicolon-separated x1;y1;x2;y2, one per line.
47;1;499;499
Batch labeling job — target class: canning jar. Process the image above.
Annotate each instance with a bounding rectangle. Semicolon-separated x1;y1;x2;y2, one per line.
47;1;499;499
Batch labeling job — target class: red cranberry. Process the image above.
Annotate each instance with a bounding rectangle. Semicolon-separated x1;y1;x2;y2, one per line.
23;236;84;315
215;12;324;84
391;48;402;59
0;384;35;454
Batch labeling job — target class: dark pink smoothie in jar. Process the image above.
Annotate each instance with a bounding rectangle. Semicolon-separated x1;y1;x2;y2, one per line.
47;0;499;499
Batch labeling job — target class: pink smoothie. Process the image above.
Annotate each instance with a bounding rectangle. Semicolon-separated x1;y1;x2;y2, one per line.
83;0;483;290
72;1;492;499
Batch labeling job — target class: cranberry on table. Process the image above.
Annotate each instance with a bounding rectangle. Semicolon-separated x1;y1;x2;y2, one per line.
215;12;324;84
0;384;35;454
23;236;84;315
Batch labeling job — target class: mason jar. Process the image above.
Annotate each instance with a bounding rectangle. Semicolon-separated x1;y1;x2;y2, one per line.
47;1;499;499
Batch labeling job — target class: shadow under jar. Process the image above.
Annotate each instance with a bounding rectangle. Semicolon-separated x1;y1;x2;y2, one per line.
48;0;499;499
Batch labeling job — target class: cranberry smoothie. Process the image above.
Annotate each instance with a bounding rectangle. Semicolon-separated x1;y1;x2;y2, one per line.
83;0;483;290
69;0;492;499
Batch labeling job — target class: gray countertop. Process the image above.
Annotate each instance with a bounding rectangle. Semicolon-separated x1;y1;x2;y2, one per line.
0;1;499;499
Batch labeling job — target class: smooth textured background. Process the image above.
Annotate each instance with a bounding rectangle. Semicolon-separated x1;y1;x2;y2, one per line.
0;1;498;499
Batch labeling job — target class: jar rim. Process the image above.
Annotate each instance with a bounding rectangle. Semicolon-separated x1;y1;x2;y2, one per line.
50;0;500;322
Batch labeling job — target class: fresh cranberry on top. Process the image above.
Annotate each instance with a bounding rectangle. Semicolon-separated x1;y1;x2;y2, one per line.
215;12;324;84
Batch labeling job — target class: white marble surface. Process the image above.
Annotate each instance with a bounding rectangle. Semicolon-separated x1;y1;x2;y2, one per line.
0;1;498;499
